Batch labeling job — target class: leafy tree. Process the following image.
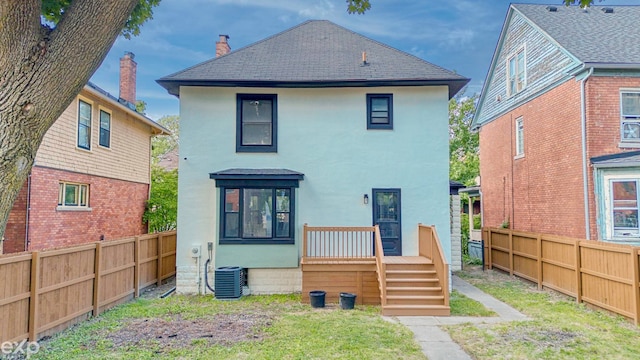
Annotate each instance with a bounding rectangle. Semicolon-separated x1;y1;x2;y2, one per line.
563;0;600;7
449;95;479;187
0;0;160;240
347;0;371;14
152;115;179;163
144;166;177;232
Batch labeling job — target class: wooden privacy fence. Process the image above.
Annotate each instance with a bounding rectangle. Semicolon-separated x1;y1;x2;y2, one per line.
0;231;176;343
483;227;640;325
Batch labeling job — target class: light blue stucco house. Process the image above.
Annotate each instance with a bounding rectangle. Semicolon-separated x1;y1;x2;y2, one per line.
158;20;468;297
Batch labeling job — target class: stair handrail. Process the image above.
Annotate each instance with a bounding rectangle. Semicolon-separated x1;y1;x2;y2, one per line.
418;224;449;307
373;225;387;306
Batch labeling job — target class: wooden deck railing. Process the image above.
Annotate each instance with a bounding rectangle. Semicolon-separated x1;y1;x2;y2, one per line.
303;224;376;260
373;225;387;306
418;224;450;307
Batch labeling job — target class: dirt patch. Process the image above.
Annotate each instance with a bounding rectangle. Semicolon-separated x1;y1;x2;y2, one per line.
501;328;579;348
105;313;271;351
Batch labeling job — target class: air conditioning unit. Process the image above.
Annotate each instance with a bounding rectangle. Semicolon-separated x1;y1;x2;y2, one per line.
215;266;243;299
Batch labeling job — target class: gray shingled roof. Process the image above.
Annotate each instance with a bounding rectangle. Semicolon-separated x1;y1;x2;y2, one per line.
157;20;468;98
591;151;640;168
209;168;304;180
513;4;640;65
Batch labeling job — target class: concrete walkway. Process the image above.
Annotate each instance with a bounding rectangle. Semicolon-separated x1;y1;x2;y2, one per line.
385;275;530;360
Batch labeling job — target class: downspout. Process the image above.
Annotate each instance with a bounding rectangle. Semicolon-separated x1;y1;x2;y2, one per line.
580;67;594;240
24;172;32;251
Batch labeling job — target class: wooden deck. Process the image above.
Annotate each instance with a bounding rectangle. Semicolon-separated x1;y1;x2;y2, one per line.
383;256;432;264
301;224;450;316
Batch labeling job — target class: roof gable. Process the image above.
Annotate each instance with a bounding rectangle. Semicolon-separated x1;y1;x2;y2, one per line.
513;4;640;65
158;20;468;98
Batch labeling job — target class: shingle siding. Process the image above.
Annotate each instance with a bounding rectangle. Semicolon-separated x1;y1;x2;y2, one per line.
34;89;152;185
476;11;578;126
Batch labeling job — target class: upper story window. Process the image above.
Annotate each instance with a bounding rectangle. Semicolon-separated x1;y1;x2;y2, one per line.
77;100;92;150
58;181;89;209
236;94;277;153
367;94;393;130
507;47;526;96
515;117;524;157
99;109;111;148
621;91;640;142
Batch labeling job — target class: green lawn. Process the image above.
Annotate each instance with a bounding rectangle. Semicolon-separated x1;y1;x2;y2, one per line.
33;294;426;360
447;268;640;359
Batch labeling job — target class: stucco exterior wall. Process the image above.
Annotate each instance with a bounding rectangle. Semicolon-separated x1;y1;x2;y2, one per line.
176;86;451;293
34;89;153;184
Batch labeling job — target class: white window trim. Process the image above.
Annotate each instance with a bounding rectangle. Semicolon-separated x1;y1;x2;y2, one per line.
57;181;91;211
602;173;640;241
506;45;527;97
76;96;93;152
619;89;640;144
98;106;112;150
515;117;524;158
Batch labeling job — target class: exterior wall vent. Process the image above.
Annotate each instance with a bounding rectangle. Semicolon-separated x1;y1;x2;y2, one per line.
215;266;243;299
601;7;614;13
546;6;558;12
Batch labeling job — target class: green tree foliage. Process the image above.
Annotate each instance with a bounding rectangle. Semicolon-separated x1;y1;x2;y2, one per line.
41;0;161;39
563;0;599;7
346;0;371;14
152;115;179;163
449;95;479;186
144;166;178;232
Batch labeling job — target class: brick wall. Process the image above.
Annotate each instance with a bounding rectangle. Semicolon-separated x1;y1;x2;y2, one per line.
247;268;302;294
480;79;587;238
3;166;149;253
450;194;461;271
3;181;29;253
176;265;302;295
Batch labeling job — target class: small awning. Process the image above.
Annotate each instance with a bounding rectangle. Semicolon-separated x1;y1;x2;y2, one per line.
209;168;304;187
591;151;640;168
459;186;481;197
449;180;465;195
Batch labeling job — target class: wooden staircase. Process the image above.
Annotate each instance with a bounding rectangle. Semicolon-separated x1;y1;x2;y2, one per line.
381;256;450;316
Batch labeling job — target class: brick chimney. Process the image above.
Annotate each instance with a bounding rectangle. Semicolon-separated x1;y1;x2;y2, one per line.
216;35;231;57
119;51;137;104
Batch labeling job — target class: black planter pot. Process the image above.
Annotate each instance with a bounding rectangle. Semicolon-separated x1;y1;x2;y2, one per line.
339;292;356;310
309;290;326;308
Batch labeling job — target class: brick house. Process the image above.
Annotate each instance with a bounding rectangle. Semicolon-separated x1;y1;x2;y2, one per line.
3;53;169;253
473;4;640;243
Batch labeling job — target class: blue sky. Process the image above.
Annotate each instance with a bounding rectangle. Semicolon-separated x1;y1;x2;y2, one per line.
90;0;639;120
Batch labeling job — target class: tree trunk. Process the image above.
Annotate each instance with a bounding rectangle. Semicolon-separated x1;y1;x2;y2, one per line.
0;0;139;241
